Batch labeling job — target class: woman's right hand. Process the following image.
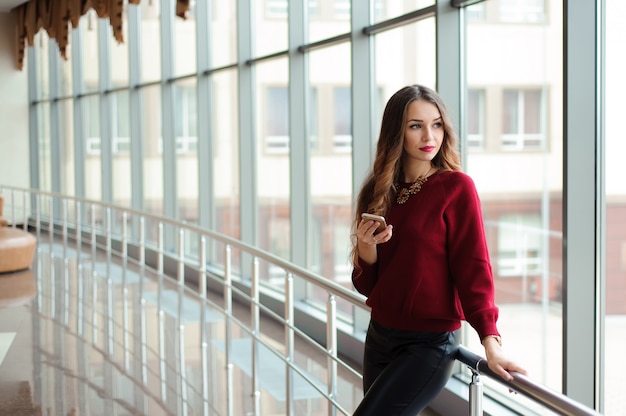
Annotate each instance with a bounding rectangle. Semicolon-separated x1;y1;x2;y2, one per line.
356;219;392;264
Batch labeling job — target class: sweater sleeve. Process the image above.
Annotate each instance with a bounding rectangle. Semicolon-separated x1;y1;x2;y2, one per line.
444;173;500;340
351;257;378;297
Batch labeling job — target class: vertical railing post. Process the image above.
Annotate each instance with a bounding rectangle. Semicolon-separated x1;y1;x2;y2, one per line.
35;194;41;239
199;236;209;416
49;195;54;248
10;189;15;227
122;212;128;265
75;199;83;349
61;200;69;325
469;370;483;416
285;273;295;416
177;227;188;415
327;294;338;416
63;257;70;325
157;222;167;404
22;190;27;231
90;204;96;268
62;198;68;256
76;201;82;265
90;203;98;345
157;221;164;276
105;207;112;265
224;244;234;416
105;207;114;356
122;212;130;371
251;257;261;416
135;215;148;413
104;206;115;415
77;263;84;338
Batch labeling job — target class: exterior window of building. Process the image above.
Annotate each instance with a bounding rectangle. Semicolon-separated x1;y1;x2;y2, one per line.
334;0;350;19
308;43;352;296
85;92;131;155
333;86;351;152
467;88;486;150
140;0;161;83
142;85;163;217
466;2;486;22
113;91;131;153
110;8;129;86
373;0;385;21
373;0;436;24
497;214;542;278
266;0;287;18
85;93;101;155
265;86;290;154
501;88;544;151
333;223;352;283
310;87;319;152
255;59;291;266
34;32;50;99
266;0;319;19
465;0;563;400
605;1;626;410
112;90;132;207
60;101;75;197
83;96;101;201
174;85;198;154
78;9;100;92
499;0;546;23
267;217;291;282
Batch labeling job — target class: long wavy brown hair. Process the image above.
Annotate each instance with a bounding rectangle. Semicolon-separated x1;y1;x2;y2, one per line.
350;85;462;270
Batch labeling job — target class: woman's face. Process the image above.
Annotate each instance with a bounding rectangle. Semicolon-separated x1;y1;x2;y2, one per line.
402;99;444;164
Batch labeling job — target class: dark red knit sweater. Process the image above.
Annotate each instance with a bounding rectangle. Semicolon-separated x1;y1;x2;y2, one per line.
352;170;500;341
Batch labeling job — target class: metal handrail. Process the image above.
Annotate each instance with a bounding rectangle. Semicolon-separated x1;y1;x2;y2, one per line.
456;347;601;416
0;186;364;305
0;185;603;416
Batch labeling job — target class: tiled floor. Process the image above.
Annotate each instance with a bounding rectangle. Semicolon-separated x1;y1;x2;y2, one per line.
0;241;441;415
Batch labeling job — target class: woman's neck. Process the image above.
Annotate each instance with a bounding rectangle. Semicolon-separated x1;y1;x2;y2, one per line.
403;164;434;183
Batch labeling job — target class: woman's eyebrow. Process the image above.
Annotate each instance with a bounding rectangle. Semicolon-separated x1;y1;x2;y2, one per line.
407;117;442;123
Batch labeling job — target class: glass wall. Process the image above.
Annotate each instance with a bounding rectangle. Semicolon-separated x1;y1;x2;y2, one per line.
255;58;291;284
210;2;237;67
140;1;161;83
307;42;353;307
174;78;199;221
84;94;102;201
81;10;99;94
112;90;131;207
141;84;163;216
59;99;75;197
604;1;626;414
463;1;564;405
24;0;620;413
37;102;51;193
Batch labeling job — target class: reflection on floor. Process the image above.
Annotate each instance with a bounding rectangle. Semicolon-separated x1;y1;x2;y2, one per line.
0;241;440;415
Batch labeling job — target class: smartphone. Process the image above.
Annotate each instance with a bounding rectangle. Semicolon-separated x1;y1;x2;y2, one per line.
361;213;387;233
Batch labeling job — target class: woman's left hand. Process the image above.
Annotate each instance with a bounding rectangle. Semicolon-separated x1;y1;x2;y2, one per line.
483;337;527;382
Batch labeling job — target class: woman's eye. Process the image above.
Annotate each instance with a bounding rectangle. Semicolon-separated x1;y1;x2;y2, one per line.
410;124;421;129
433;122;442;128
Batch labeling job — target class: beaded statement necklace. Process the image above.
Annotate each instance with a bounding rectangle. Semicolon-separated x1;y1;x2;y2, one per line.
396;168;435;204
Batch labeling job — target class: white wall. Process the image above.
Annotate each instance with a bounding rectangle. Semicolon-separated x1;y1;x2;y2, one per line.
0;12;29;189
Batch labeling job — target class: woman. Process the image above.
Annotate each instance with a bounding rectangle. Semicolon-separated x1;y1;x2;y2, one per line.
351;85;526;415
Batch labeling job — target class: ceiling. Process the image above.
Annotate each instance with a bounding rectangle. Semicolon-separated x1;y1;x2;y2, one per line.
0;0;28;13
